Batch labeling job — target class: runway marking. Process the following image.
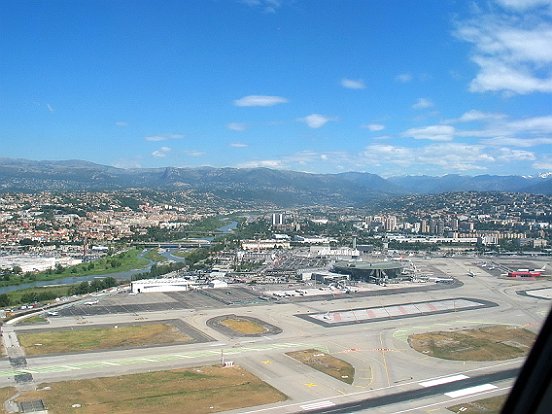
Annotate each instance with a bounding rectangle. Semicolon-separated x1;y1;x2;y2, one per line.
304;383;317;388
300;400;335;410
307;298;494;326
0;341;318;378
418;374;469;387
445;383;497;398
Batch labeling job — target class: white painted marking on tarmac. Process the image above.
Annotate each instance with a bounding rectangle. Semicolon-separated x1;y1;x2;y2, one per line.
445;383;497;398
391;386;511;413
300;400;335;410
419;374;469;387
209;343;226;347
102;361;120;366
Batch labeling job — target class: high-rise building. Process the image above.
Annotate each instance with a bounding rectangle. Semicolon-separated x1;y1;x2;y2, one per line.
271;213;284;226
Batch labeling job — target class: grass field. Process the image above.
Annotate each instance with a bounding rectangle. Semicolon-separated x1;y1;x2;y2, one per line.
286;349;355;384
143;248;168;262
408;325;536;361
220;317;267;335
17;314;48;325
16;365;286;414
19;323;193;356
0;248;148;288
7;285;72;305
447;394;507;413
0;387;16;413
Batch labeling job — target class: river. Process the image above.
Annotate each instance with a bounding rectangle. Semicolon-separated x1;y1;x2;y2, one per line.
0;220;238;294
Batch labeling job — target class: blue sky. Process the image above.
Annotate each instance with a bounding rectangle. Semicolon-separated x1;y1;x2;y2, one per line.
1;0;551;176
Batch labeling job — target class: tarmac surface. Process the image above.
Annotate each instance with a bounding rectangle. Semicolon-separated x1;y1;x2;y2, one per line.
2;255;550;414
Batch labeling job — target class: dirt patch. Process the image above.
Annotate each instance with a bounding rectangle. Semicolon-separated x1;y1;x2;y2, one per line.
0;387;16;414
286;349;355;384
18;322;195;356
207;314;282;337
15;365;286;414
447;394;507;413
408;325;536;361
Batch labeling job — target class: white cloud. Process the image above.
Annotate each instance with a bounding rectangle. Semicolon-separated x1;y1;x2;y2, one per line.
241;0;283;13
455;4;552;94
230;142;248;148
115;121;128;127
227;122;247;132
533;159;552;169
404;125;455;141
482;137;552;147
396;73;413;83
362;143;494;172
412;98;433;109
185;150;205;157
112;158;142;169
362;123;385;131
341;78;366;89
152;146;171;158
238;159;284;169
496;147;536;161
469;56;552;94
456;110;506;122
507;115;552;133
233;95;288;107
300;113;335;129
145;133;184;142
495;0;552;11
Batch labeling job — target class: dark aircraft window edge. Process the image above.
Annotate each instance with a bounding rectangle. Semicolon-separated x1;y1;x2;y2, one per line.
501;307;552;414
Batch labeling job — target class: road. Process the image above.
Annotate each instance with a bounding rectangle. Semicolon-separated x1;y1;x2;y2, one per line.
2;256;550;413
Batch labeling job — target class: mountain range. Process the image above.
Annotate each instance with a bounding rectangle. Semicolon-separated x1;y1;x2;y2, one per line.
1;158;551;206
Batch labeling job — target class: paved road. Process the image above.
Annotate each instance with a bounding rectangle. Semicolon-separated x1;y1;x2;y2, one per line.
3;256;550;413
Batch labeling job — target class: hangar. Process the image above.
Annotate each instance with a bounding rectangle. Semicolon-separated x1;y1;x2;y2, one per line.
131;278;193;293
332;260;405;284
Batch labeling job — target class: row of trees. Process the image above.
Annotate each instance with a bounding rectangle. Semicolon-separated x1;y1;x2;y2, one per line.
131;262;186;281
0;277;120;308
68;277;118;295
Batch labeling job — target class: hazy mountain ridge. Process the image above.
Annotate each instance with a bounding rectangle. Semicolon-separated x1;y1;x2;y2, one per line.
0;159;551;206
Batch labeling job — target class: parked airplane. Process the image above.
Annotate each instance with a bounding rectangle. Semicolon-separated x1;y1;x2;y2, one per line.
428;276;454;283
467;271;476;277
506;270;542;278
84;300;99;305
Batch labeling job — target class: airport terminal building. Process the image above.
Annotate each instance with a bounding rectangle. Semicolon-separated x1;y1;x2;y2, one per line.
332;260;405;284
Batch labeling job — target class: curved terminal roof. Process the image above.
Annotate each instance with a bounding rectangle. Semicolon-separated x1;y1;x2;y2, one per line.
333;261;403;271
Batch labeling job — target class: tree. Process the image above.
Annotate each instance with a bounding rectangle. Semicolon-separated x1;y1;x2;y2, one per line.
0;294;10;307
12;265;22;274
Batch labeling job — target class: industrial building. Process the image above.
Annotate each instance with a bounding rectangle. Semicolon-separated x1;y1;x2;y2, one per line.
130;278;193;293
332;260;405;284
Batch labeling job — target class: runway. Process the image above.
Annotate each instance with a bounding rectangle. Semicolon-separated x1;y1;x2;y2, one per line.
3;256;550;413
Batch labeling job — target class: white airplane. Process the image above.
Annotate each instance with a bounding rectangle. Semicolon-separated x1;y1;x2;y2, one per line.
46;311;59;316
428;276;454;283
84;300;99;305
467;271;476;277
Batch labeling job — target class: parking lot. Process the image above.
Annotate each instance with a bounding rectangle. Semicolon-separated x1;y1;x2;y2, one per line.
57;287;267;317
